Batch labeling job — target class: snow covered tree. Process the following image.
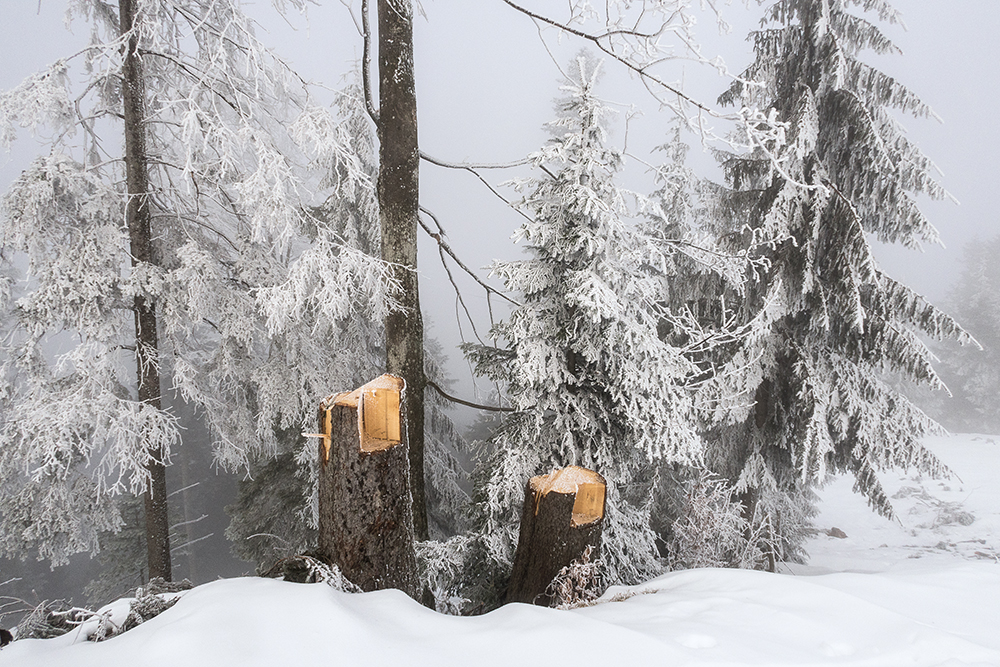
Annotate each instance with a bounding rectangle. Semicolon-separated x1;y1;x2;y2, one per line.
209;59;470;578
0;1;392;573
708;0;973;559
467;55;705;588
642;126;754;552
926;236;1000;432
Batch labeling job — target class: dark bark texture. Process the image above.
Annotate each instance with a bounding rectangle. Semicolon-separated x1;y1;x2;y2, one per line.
317;389;419;598
506;471;606;606
119;0;171;582
377;0;427;541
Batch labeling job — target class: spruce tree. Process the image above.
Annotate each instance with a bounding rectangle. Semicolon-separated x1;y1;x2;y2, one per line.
467;55;703;586
710;0;972;559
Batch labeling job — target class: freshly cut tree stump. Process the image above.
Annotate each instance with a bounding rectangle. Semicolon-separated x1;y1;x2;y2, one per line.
316;374;419;599
506;466;607;606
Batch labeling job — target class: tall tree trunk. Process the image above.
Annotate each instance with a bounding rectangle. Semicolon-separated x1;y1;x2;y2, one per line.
377;0;427;540
120;0;172;581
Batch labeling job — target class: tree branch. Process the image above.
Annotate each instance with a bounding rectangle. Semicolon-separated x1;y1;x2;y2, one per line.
426;379;515;413
419;153;531;170
361;0;379;124
499;0;716;115
419;151;535;224
418;206;520;307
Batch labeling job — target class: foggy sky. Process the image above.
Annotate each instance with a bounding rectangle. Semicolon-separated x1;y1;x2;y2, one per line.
2;0;998;407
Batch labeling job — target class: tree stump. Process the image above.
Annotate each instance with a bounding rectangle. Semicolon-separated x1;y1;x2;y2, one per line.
506;466;607;606
316;374;419;599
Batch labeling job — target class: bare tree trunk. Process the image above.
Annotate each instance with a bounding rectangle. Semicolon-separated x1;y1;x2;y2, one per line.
317;376;419;598
120;0;171;582
507;466;606;606
377;0;427;541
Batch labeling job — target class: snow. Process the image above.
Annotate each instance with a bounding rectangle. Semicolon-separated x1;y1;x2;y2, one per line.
4;434;999;667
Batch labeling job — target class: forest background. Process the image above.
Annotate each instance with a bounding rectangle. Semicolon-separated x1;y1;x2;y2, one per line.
1;0;998;608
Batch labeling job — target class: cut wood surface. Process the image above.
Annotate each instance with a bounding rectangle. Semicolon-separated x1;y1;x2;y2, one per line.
507;466;607;606
331;374;404;453
317;374;419;599
531;466;607;527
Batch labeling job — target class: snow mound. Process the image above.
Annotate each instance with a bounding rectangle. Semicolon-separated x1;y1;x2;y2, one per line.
5;566;999;667
4;434;999;667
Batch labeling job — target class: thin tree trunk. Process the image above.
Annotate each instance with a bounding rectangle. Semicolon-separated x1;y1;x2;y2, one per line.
120;0;171;582
377;0;427;540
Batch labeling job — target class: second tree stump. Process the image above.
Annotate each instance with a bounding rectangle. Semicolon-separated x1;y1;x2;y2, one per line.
506;465;607;606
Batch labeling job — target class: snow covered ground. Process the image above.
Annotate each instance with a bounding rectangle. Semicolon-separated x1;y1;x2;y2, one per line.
4;434;999;667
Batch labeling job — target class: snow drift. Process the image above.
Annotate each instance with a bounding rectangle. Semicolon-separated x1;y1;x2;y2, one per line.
4;433;999;667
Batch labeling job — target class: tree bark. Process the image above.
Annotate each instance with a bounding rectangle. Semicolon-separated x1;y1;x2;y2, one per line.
507;466;606;606
377;0;427;541
120;0;171;582
317;375;419;599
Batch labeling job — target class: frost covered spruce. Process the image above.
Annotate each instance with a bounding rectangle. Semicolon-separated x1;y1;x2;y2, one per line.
0;0;393;574
467;55;705;588
705;0;973;559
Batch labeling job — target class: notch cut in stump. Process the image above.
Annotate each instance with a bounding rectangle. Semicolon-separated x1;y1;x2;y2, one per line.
506;466;606;606
316;374;419;599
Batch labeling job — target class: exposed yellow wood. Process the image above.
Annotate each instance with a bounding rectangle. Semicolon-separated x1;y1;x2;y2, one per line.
333;388;362;409
355;374;405;453
530;465;606;526
323;408;332;463
571;482;605;527
363;387;401;443
319;375;405;455
304;407;335;463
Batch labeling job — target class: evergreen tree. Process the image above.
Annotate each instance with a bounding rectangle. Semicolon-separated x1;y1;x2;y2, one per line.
0;1;391;569
643;126;753;553
467;55;704;587
709;0;972;559
929;236;1000;433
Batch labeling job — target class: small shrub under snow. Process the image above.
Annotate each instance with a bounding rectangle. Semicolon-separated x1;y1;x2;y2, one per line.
668;470;772;570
